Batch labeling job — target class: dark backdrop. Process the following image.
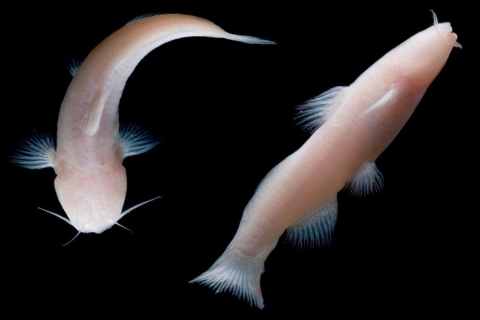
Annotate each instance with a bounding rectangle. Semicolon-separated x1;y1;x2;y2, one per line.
3;1;477;319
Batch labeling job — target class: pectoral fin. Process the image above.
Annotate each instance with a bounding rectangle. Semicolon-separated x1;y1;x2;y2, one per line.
11;133;56;169
347;161;383;196
296;86;349;133
119;124;160;159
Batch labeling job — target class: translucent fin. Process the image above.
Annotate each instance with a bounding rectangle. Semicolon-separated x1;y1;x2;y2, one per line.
286;197;338;248
347;161;384;196
68;59;82;77
224;33;276;46
126;13;159;25
119;124;160;159
11;133;56;169
295;86;348;133
190;244;265;309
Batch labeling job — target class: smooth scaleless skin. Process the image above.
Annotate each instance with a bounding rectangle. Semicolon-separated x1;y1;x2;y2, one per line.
12;14;274;235
191;12;461;309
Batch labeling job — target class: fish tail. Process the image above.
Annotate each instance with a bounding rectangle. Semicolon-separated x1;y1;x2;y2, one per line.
190;244;265;309
224;33;276;46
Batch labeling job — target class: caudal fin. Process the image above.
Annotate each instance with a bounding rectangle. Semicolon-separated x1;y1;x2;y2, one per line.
224;33;276;46
190;245;265;309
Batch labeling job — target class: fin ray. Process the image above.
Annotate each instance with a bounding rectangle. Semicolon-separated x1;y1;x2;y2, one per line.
286;197;338;248
68;59;82;77
296;86;348;133
223;33;276;45
120;124;160;158
347;161;384;196
190;244;265;309
11;133;56;169
126;13;158;25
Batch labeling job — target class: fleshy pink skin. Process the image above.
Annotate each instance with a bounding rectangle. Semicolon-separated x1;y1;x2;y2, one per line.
24;14;274;234
237;20;460;257
54;14;274;233
191;14;460;308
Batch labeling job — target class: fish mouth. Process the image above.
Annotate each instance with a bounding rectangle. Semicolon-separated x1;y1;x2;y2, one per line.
437;22;461;48
451;32;462;48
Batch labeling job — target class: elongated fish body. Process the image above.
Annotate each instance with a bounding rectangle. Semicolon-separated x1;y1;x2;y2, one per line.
12;14;275;234
191;12;461;308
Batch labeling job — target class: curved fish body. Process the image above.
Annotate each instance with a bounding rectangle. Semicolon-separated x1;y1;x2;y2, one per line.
191;12;461;308
12;14;274;234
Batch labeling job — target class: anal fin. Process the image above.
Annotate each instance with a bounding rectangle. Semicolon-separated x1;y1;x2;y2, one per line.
286;197;338;248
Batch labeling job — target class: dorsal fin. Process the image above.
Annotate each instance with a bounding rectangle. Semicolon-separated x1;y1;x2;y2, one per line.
85;90;111;135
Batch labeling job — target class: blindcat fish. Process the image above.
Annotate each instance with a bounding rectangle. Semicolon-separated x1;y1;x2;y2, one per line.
191;11;461;308
12;14;274;237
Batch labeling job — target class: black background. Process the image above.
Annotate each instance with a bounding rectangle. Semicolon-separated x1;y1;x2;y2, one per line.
4;1;478;319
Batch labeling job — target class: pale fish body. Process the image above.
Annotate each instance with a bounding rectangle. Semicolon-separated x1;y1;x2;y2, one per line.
191;12;461;308
12;14;274;235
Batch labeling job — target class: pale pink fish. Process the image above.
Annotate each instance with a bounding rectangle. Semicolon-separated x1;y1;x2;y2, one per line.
191;11;461;308
11;14;274;237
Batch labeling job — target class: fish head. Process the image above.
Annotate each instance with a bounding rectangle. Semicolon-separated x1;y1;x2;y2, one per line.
393;12;460;86
54;163;127;234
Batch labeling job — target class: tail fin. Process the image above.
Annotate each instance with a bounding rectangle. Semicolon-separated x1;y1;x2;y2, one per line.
190;245;265;309
224;33;276;46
